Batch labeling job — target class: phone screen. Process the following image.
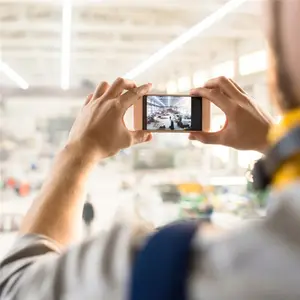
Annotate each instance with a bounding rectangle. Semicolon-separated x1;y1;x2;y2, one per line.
142;95;202;131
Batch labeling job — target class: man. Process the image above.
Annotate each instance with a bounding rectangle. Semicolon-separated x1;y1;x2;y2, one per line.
1;1;300;299
169;116;175;130
82;195;95;237
0;75;281;299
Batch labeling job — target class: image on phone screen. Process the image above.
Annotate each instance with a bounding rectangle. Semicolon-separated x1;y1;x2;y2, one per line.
143;95;201;131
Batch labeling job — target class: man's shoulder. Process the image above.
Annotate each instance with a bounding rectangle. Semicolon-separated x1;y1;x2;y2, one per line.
267;181;300;212
190;182;300;299
206;181;300;268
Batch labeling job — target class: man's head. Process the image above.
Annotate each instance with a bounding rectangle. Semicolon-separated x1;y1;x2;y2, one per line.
266;0;300;112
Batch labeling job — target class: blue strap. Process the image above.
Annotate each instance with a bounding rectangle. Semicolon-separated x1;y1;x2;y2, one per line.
129;220;200;300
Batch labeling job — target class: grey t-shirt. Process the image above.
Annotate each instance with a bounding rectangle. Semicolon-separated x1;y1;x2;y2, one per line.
1;182;300;300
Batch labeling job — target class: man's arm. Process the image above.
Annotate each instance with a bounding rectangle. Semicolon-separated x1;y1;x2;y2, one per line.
0;224;137;300
189;76;273;154
19;79;152;248
20;144;97;246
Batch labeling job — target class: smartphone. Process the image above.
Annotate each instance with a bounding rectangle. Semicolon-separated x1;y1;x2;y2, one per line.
134;94;210;132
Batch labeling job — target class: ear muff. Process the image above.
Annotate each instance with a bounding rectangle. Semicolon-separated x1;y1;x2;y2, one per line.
252;125;300;190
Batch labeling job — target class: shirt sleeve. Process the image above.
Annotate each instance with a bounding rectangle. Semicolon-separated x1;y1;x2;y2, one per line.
0;224;137;300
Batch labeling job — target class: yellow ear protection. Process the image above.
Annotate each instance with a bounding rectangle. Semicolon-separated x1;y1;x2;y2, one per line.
253;109;300;191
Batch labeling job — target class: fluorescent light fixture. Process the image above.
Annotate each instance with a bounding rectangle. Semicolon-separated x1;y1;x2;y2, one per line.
239;50;267;76
61;0;72;90
178;76;191;92
166;81;177;94
124;0;247;79
152;96;167;106
0;61;29;89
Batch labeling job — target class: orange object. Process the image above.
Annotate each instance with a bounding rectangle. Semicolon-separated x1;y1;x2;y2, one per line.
177;183;203;194
19;183;30;197
7;177;16;187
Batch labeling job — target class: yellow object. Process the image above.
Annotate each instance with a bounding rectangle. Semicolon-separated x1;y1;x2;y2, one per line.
268;109;300;189
205;185;215;193
177;183;203;194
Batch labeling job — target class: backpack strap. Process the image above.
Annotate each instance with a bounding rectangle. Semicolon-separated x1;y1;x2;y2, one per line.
129;220;200;300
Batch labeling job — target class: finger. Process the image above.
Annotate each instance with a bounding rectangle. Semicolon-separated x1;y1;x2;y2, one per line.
190;87;230;113
204;76;242;99
130;130;152;145
188;131;222;145
84;94;93;105
92;81;110;101
120;83;152;110
104;77;136;99
228;78;247;94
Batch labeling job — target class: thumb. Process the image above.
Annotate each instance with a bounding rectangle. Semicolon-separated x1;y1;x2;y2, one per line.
131;131;153;145
121;83;152;110
189;131;222;145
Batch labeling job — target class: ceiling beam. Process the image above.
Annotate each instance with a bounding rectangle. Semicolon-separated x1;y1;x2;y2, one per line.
0;86;165;99
1;36;237;51
1;39;165;50
1;51;213;65
1;17;259;36
0;0;261;15
0;86;90;98
1;31;259;53
1;22;186;35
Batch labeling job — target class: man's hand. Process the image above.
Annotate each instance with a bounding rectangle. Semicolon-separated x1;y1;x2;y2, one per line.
68;78;152;160
189;77;273;153
20;78;152;246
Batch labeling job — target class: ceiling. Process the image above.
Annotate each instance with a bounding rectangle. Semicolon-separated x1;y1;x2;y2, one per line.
0;0;264;93
147;96;190;108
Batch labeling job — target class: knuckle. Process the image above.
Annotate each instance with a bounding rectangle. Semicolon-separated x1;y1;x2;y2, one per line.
130;87;139;95
101;81;109;87
116;77;125;85
113;99;123;111
209;88;220;97
218;76;228;84
230;103;242;116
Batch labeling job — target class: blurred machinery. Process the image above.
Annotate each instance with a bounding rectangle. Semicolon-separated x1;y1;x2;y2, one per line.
177;183;214;220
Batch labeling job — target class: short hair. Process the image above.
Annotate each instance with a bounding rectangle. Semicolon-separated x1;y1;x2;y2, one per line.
269;0;300;111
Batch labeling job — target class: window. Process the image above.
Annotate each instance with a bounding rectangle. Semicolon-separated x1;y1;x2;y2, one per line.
177;76;191;92
193;71;208;87
238;151;262;168
166;80;177;94
239;50;267;76
211;60;234;78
